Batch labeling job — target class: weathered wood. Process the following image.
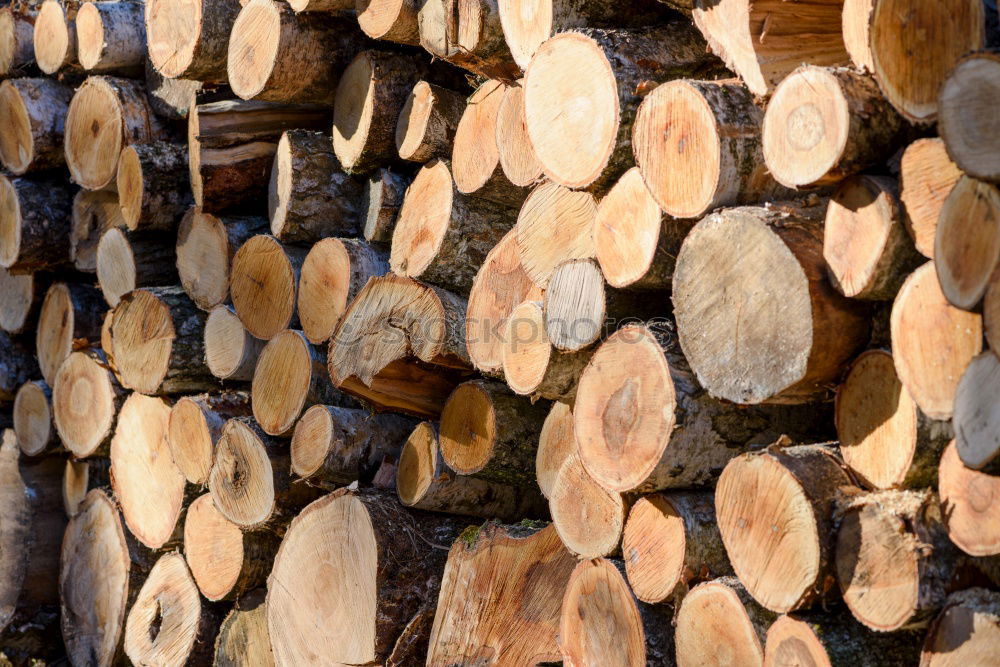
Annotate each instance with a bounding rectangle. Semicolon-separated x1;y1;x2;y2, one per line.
396;80;465;163
935;176;1000;310
940;51;1000;183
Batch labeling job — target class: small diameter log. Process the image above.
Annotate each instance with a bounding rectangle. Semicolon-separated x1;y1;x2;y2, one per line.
842;0;875;71
891;261;983;420
0;332;38;401
515;181;598;288
363;167;410;243
870;0;986;124
13;380;56;456
143;59;205;121
940;440;1000;557
116;142;192;232
823;175;922;300
290;403;414;487
109;286;215;395
0;6;36;77
167;392;252;486
764;611;924;667
357;0;419;44
542;258;609;352
0;268;42;335
674;202;870;405
36;281;103;385
0;174;72;273
204;304;265;382
549;453;626;558
145;0;241;82
229;235;306;340
496;80;543;187
184;494;280;602
535;400;575;499
836;349;951;490
900;137;964;258
453;80;526;206
502;299;592;401
418;0;516;80
940;52;1000;183
64;76;168;191
227;0;361;103
955;351;1000;470
634;79;788;220
936;176;1000;310
268;130;364;243
71;188;124;273
427;522;577;665
438;378;548;486
176;207;268;311
397;421;546;519
676;577;777;667
214;589;274;666
0;77;71;174
52;349;123;458
396;80;465;163
96;228;179;307
390;159;517;293
75;0;145;75
622;493;731;605
62;457;111;517
922;589;1000;665
716;443;851;613
524;24;722;191
33;0;76;74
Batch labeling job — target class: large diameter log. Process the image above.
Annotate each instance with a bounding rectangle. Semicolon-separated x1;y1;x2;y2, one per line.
514;180;598;288
676;577;777;667
764;611;924;667
52;349;123;458
0;77;71;174
396;80;464;163
549;453;626;558
0;7;36;77
891;262;983;420
900;137;964;259
36;282;103;385
939;440;1000;557
0;268;42;335
13;381;57;457
167;392;252;486
427;522;577;664
230;235;305;340
0;332;38;401
266;488;461;665
204;304;265;381
116;142;192;232
145;0;241;82
214;589;274;666
96;228;178;307
502;300;592;401
33;0;76;74
495;79;544;187
524;24;722;191
357;0;419;45
673;202;870;405
62;458;110;517
362;167;410;243
75;0;145;75
71;188;124;273
940;52;1000;184
0;174;72;272
954;351;1000;470
936;176;1000;310
535;400;575;499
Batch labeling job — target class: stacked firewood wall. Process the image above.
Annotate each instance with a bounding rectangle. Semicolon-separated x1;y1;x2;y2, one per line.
0;0;997;663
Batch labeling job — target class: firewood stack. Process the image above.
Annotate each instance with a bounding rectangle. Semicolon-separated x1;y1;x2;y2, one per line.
0;0;997;663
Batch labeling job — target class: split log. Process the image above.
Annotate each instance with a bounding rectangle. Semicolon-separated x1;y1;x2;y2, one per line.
290;403;414;487
900;137;964;258
502;299;592;401
229;235;306;340
891;261;983;420
673;202;870;405
357;0;418;44
0;332;38;401
836;349;951;490
939;440;1000;557
764;611;923;667
214;589;274;666
52;349;123;457
62;457;110;517
523;24;722;191
167;392;252;486
204;304;265;381
116;142;192;232
0;6;36;77
514;180;597;288
535;400;575;499
715;443;851;613
35;282;103;385
940;51;1000;184
622;493;731;604
268;130;364;243
921;588;1000;666
935;176;1000;310
0;268;42;334
390;158;517;293
418;0;517;80
0;77;71;174
75;0;145;75
64;76;167;191
676;577;777;666
954;351;1000;470
266;488;460;665
33;0;76;74
109;286;215;395
145;0;241;82
13;381;56;457
362;167;410;243
176;208;267;311
397;421;546;519
824;175;922;300
549;453;626;558
0;174;72;272
396;80;465;163
96;228;178;306
495;79;543;187
71;188;124;273
427;522;577;664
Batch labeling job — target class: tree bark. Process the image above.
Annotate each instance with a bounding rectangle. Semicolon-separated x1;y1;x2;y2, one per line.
921;588;1000;665
765;610;924;666
363;167;410;243
62;456;111;517
419;0;518;80
0;77;71;174
0;6;37;77
0;174;72;273
213;589;274;666
0;332;39;402
116;141;192;232
75;0;146;75
70;188;124;273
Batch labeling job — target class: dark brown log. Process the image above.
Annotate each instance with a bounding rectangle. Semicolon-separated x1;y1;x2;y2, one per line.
0;332;39;402
676;577;777;666
33;0;77;74
899;137;964;259
116;141;192;232
52;348;124;458
229;234;306;340
145;0;242;82
396;80;465;163
213;589;274;666
935;176;1000;310
921;588;1000;666
167;391;252;486
35;281;103;385
75;0;145;75
954;351;1000;471
363;167;410;243
13;380;57;456
204;304;265;382
939;440;1000;557
940;51;1000;184
0;267;43;335
0;173;72;273
0;77;71;174
765;610;924;667
70;188;124;273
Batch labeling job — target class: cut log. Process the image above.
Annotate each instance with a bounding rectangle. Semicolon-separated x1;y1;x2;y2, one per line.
935;176;1000;310
870;0;986;123
673;202;870;405
549;453;626;558
715;443;851;613
363;167;410;243
52;349;123;458
390;158;517;293
676;577;777;667
0;174;72;272
921;588;1000;666
62;457;110;517
75;0;145;75
836;349;951;490
109;286;215;395
71;188;124;273
0;6;36;77
33;0;76;74
214;589;274;666
842;0;875;71
502;299;592;401
0;332;38;402
0;77;71;174
357;0;419;44
176;208;268;311
143;58;204;120
764;611;924;667
955;351;1000;470
515;180;597;288
64;76;167;191
891;261;983;420
899;137;964;259
495;80;543;187
36;281;103;385
418;0;517;80
116;142;192;232
427;522;577;665
268;130;364;243
623;493;731;604
542;258;608;352
939;440;1000;557
824;175;922;300
13;380;56;457
0;268;42;334
290;403;414;486
145;0;242;82
523;24;721;191
396;80;465;163
940;52;1000;184
204;304;265;382
96;228;179;307
167;392;252;485
535;400;575;500
229;234;306;340
397;421;546;519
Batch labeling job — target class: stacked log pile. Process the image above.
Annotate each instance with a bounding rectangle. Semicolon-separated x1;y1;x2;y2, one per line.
0;0;997;664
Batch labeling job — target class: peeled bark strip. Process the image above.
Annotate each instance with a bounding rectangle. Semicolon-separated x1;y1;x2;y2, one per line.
357;0;419;44
96;228;178;307
716;443;850;613
549;453;626;558
503;300;592;401
14;381;56;457
396;80;465;163
36;281;103;385
427;522;576;665
62;457;110;517
524;24;721;191
33;0;76;74
64;76;167;191
145;0;241;82
676;577;777;667
453;80;526;206
52;349;123;458
0;7;36;77
229;235;306;340
955;351;1000;470
167;392;252;485
515;181;597;288
418;0;517;80
535;400;575;500
75;0;145;75
891;262;983;420
0;174;72;272
939;440;1000;557
495;80;544;187
936;176;1000;310
291;403;414;487
214;589;274;666
674;202;870;405
623;493;731;604
116;142;192;232
921;588;1000;666
363;167;410;243
900;138;964;259
204;304;266;382
0;77;71;174
71;188;124;273
940;52;1000;183
765;611;923;667
268;130;364;243
836;349;951;490
0;268;42;335
390;158;517;293
0;332;38;401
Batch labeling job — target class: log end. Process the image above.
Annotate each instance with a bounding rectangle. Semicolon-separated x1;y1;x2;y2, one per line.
549;455;625;558
110;288;177;394
935;176;1000;310
594;167;666;288
252;329;314;436
208;418;276;528
52;350;118;458
226;0;282;101
230;235;297;341
939;440;1000;557
33;1;70;75
390;159;453;281
289;404;334;479
298;238;352;345
0;80;34;175
65;78;126;190
622;494;688;604
676;580;766;666
123;553;203;665
184;494;245;602
176;208;231;312
13;380;52;457
168;397;216;485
